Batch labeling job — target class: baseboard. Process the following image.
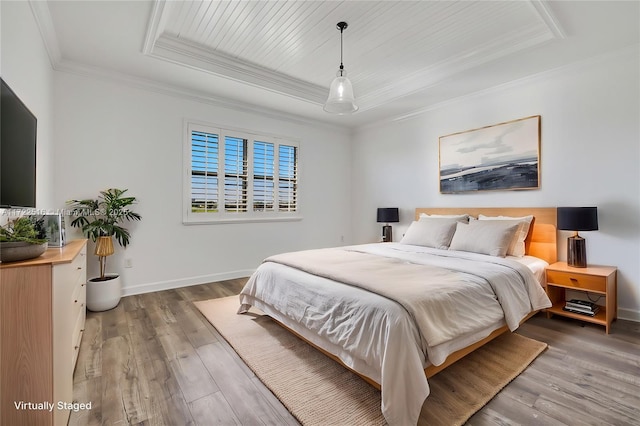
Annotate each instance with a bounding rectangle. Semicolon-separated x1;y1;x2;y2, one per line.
122;269;255;297
618;307;640;323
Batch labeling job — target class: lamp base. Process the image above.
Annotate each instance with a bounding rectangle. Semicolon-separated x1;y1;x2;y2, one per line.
567;235;587;268
382;225;393;243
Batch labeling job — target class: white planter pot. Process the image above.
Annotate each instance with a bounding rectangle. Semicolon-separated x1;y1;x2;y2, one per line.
86;274;121;312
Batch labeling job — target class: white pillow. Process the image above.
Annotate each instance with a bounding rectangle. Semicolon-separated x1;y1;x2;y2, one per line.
419;213;469;223
478;214;533;257
449;220;520;257
400;219;459;249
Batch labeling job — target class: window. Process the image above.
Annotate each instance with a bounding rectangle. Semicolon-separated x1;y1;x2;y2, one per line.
184;122;300;223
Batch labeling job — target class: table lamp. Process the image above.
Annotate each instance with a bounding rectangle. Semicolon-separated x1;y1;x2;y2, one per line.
377;208;399;242
557;207;598;268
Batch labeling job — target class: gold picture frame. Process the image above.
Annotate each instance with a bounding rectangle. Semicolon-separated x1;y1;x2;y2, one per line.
439;115;541;193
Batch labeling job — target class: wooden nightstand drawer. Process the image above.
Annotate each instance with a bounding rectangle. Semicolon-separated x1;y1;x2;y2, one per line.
546;270;606;293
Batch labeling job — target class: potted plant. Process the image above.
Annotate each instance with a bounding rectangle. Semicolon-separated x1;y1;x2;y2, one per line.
0;217;48;262
67;188;141;311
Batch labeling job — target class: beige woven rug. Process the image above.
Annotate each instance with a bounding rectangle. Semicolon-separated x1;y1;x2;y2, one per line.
195;296;547;426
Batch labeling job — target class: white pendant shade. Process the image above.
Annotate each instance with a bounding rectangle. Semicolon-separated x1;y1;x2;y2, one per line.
324;21;358;114
323;71;358;114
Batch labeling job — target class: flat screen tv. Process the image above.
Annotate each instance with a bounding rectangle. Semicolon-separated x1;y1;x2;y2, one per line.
1;78;37;208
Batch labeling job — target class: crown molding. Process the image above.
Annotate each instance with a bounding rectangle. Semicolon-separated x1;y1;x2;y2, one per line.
530;0;567;39
142;0;327;104
357;0;564;112
29;0;62;67
28;0;347;132
142;0;170;55
357;24;557;113
360;44;639;130
53;59;348;132
148;35;328;104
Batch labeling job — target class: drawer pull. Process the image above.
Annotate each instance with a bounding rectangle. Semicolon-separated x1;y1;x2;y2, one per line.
77;266;83;270
81;283;85;287
74;299;78;303
570;278;578;283
74;345;79;350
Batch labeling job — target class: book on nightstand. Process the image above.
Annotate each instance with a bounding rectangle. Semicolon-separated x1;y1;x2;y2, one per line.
563;299;600;316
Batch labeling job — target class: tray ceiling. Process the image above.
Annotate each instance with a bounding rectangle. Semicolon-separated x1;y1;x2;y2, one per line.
37;1;640;127
145;0;563;110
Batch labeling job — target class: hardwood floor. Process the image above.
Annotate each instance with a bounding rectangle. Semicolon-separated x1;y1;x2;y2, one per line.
70;279;640;426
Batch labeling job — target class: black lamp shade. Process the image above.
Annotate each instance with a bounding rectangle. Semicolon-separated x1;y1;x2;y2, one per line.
557;207;598;231
377;208;399;223
557;207;598;268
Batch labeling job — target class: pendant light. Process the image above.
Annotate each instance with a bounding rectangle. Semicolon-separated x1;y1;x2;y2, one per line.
323;21;358;114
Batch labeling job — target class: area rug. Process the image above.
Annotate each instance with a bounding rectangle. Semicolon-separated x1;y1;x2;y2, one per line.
194;296;547;426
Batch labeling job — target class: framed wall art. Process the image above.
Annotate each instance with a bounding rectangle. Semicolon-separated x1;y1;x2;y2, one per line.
439;115;540;193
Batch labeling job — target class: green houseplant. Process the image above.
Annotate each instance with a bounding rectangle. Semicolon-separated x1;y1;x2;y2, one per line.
0;217;48;262
67;188;141;311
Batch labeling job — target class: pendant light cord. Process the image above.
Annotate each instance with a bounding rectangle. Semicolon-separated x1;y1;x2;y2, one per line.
339;26;344;76
337;22;346;77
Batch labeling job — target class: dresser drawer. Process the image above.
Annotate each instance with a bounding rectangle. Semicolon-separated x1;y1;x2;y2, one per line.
547;270;606;292
70;278;86;324
54;248;86;292
76;246;87;283
71;307;85;368
54;263;80;293
71;245;87;283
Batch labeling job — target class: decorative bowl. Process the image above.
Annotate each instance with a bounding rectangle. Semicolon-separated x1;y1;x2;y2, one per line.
0;242;48;262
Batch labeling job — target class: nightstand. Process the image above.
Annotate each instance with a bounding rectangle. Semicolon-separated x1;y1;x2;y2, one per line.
545;262;617;333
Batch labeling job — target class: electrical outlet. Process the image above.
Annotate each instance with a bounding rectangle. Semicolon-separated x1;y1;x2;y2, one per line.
124;258;133;268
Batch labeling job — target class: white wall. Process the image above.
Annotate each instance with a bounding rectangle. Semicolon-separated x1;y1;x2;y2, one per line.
352;49;640;320
1;1;55;209
53;73;352;295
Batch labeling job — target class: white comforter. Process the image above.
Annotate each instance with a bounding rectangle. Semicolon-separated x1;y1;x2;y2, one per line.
238;243;551;425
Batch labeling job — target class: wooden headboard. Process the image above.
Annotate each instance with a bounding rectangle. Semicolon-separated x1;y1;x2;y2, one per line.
415;207;557;264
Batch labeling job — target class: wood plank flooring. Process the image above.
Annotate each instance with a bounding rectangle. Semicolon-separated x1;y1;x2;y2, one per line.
70;279;640;426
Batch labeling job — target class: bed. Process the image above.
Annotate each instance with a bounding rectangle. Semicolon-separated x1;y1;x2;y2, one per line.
238;207;556;425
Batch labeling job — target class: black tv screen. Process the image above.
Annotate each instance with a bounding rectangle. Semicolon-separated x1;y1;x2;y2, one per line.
1;78;37;208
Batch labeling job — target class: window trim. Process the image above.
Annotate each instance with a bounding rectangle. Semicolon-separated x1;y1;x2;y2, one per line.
183;120;302;224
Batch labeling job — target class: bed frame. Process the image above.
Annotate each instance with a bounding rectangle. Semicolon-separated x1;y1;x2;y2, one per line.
278;207;557;389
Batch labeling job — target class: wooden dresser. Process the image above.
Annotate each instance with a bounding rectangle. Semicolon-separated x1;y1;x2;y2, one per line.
0;239;87;426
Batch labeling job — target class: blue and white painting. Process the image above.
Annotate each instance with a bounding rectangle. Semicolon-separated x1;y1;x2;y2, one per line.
439;115;540;193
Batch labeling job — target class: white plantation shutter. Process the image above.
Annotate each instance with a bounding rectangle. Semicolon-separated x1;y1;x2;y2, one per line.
190;131;218;213
253;141;275;211
184;122;300;223
278;144;297;212
224;136;248;212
